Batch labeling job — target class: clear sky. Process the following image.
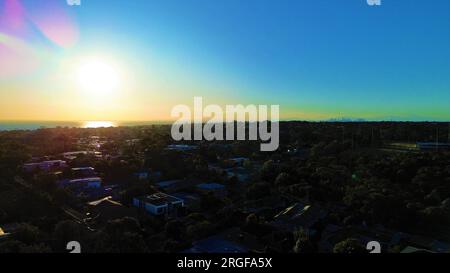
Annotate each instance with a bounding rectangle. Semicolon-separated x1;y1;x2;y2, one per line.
1;0;450;122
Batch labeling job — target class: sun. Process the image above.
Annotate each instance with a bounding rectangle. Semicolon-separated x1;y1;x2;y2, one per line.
76;58;121;94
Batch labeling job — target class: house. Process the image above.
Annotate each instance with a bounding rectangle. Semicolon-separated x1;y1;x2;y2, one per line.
133;192;184;217
63;151;89;160
196;183;227;198
166;144;198;152
271;203;327;232
86;196;138;225
72;167;96;178
58;177;105;200
66;177;102;189
23;160;67;172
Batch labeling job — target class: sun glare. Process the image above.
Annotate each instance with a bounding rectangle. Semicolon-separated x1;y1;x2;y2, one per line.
83;121;116;128
76;59;120;94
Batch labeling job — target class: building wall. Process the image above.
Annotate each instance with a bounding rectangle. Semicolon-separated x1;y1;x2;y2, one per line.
145;203;167;215
133;198;184;216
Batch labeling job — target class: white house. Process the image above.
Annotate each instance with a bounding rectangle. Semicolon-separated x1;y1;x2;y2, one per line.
133;192;184;217
24;160;67;172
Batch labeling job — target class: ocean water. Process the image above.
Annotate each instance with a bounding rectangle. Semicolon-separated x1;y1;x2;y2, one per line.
0;121;168;131
0;121;83;131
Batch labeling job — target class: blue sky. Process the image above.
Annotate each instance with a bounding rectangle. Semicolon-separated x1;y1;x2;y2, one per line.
1;0;450;121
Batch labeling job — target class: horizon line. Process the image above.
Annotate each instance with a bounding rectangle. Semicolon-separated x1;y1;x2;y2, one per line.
1;119;450;124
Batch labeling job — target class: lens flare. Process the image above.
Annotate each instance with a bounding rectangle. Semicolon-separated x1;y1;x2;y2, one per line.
0;0;79;77
0;0;26;35
0;33;41;77
27;0;79;48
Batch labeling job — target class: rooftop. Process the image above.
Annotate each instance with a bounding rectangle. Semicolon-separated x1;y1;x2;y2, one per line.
87;197;138;224
156;180;183;188
72;167;95;171
197;183;225;190
166;144;198;151
88;196;122;207
273;203;327;230
24;160;66;166
69;177;102;183
136;192;183;206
